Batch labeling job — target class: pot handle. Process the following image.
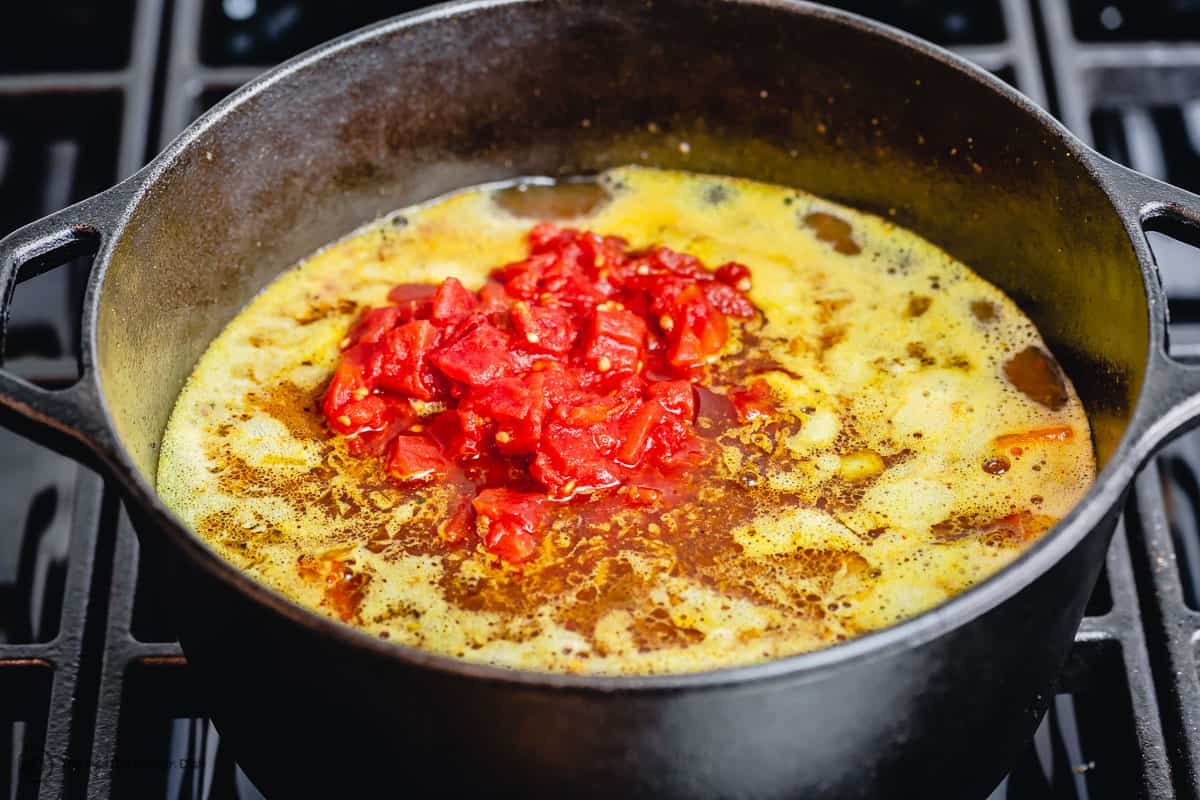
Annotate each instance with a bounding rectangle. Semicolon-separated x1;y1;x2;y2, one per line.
1101;158;1200;466
0;184;128;471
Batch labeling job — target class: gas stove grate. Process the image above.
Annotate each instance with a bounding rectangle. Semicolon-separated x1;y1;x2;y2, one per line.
0;1;1195;798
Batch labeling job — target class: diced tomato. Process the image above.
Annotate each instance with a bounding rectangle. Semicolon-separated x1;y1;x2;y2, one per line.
534;422;623;495
649;415;705;468
472;488;546;562
347;396;416;457
386;283;436;321
511;301;577;354
667;324;704;371
322;361;367;422
320;223;758;562
473;488;545;523
496;251;555;299
431;406;493;461
617;401;665;465
663;285;728;368
650;246;709;280
477;280;511;314
715;261;751;289
431;323;527;386
584;304;646;374
386;435;448;482
483;518;539;563
328;395;387;435
464;374;549;455
349;306;403;347
375;320;443;400
431;277;476;326
647;380;696;420
528;222;577;254
702;281;756;319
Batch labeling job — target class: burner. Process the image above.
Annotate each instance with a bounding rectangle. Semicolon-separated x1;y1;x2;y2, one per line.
1;1;1198;798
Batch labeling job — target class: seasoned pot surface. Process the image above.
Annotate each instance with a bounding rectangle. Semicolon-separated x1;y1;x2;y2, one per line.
156;167;1094;674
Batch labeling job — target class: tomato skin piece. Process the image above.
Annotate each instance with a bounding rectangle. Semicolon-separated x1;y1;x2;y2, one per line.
730;379;775;422
388;284;438;304
386;435;449;482
438;501;476;544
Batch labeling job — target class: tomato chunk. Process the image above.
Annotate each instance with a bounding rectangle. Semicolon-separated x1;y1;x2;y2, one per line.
584;304;646;375
431;323;527;386
472;488;546;562
511;301;577;354
386;435;448;482
375;320;443;400
430;277;476;326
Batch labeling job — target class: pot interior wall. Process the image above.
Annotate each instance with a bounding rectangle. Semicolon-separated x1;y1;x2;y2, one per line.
97;0;1146;483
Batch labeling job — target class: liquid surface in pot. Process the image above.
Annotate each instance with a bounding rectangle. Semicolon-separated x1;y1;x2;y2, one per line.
157;167;1095;675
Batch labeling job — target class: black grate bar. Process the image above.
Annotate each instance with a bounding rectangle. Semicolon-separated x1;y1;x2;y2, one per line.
1130;459;1200;800
58;2;1178;799
0;0;165;798
84;518;183;800
1076;521;1174;797
1035;0;1200;138
1033;1;1200;797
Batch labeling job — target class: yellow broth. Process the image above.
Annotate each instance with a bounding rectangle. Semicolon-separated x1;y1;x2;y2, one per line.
157;167;1095;675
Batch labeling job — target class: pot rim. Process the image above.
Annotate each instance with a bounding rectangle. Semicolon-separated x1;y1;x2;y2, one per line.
88;0;1162;692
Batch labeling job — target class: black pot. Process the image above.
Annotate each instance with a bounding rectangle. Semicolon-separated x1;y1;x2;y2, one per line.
2;1;1198;797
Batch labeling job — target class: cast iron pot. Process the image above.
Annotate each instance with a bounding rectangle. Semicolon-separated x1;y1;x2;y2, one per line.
2;1;1198;797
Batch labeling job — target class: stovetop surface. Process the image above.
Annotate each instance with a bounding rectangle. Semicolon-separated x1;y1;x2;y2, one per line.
4;2;1200;798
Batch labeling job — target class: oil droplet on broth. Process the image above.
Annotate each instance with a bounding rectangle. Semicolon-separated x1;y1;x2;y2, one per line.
804;211;861;255
492;180;611;219
1003;346;1068;410
970;299;996;322
982;456;1010;475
